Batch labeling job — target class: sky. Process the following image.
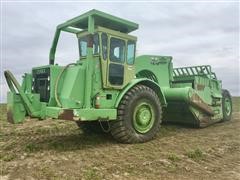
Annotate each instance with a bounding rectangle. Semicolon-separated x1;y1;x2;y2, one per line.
0;1;239;103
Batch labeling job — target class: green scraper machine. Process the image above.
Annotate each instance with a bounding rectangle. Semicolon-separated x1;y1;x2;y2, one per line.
4;10;232;143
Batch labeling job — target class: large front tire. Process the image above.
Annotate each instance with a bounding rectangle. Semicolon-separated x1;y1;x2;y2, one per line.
110;85;162;143
221;89;232;121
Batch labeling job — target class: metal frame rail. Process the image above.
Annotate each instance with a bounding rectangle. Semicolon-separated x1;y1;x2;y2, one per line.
173;65;216;79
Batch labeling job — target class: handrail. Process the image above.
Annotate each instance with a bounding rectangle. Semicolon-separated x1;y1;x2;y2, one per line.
54;63;76;107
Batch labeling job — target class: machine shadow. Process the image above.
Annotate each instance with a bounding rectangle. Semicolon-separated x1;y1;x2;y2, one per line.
24;112;226;153
29;123;193;153
26;131;117;153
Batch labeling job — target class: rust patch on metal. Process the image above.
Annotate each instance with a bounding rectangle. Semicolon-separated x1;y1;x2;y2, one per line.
58;109;74;121
196;84;205;91
87;34;93;47
7;110;14;124
190;94;214;116
198;114;221;128
198;114;211;128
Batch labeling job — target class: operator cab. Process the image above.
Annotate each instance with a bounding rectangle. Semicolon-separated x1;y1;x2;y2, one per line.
77;26;137;88
49;9;138;90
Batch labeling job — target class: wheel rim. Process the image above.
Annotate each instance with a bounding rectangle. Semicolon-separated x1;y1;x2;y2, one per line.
224;97;232;116
133;102;155;133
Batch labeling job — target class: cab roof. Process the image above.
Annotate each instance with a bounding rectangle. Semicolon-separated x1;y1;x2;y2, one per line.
58;9;139;34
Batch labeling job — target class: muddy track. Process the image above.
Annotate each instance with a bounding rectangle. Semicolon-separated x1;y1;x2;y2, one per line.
0;97;239;180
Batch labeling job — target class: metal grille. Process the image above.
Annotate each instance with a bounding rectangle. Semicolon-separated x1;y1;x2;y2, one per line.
32;68;50;102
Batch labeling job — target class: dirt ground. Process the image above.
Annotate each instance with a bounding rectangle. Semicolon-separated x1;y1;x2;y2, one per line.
0;97;239;180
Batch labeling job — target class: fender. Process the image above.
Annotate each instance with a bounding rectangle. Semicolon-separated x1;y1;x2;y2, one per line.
115;78;167;108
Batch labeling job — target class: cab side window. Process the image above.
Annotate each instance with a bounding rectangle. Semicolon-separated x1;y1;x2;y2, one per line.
93;34;99;55
101;33;108;60
127;41;135;65
79;36;88;57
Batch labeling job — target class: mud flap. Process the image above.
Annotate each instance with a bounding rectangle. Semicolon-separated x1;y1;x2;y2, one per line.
7;92;26;124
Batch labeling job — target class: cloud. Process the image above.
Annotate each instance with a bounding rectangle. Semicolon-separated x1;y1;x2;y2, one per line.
1;2;239;103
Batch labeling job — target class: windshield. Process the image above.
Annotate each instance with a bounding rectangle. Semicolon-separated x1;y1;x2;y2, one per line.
79;33;99;58
110;37;125;63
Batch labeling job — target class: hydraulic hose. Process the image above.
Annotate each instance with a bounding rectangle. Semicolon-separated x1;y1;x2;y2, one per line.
54;63;76;107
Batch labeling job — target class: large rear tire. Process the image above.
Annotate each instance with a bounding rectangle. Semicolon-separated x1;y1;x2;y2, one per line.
221;89;232;121
110;84;162;143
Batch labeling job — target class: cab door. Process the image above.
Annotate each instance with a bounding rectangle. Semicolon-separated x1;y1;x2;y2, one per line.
100;33;136;89
107;36;126;88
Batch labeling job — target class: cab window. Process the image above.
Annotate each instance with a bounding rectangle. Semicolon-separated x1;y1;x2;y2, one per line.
93;34;99;55
101;33;108;60
79;34;99;58
110;37;125;63
79;36;87;57
127;41;135;65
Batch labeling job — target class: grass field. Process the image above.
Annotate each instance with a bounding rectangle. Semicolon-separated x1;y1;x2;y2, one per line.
0;97;239;180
